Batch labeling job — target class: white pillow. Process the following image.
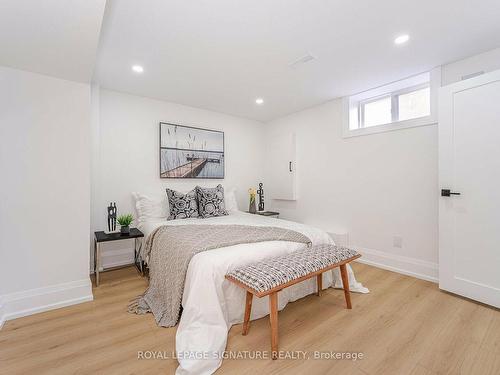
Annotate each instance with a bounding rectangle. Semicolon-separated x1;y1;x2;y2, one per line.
132;192;169;224
224;188;239;212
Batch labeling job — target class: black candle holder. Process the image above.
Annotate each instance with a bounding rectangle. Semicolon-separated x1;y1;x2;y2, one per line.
257;183;264;211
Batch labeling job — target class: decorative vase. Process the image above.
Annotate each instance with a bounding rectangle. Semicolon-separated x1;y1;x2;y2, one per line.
249;198;257;214
248;188;257;214
121;225;130;235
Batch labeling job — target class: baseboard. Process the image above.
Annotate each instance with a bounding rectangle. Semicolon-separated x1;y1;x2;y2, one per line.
0;298;5;329
90;247;135;274
355;246;438;283
0;278;93;327
101;247;134;269
90;244;134;274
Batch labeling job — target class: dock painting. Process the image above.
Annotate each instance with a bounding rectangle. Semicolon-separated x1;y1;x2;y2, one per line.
160;122;224;179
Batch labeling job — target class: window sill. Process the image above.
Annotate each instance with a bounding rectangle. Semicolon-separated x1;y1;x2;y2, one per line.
342;115;437;138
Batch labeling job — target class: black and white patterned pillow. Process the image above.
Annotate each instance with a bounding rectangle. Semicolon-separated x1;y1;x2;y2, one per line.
166;188;199;220
196;185;228;218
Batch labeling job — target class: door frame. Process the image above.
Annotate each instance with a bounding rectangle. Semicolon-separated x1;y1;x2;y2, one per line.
439;69;500;308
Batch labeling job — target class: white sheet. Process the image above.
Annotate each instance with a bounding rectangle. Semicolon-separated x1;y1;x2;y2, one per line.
140;212;368;375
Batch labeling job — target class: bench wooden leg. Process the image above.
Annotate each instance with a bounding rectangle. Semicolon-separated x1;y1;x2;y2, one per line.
243;291;253;335
316;273;322;296
269;292;279;359
339;264;352;309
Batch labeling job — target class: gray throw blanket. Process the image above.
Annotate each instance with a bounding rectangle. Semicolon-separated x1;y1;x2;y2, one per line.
128;224;311;327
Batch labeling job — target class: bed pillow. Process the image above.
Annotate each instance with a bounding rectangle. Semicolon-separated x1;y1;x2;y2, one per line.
224;188;239;212
166;188;199;220
196;184;228;218
132;192;169;227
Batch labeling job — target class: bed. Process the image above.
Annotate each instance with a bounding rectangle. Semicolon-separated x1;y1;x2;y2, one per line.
137;209;368;375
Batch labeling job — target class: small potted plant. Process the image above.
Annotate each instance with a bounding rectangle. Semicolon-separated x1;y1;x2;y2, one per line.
117;214;133;235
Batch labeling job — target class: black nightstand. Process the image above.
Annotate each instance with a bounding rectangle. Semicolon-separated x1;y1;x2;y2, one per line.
247;211;280;219
93;228;144;286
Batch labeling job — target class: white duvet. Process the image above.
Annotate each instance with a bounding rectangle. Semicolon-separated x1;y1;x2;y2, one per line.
140;211;368;375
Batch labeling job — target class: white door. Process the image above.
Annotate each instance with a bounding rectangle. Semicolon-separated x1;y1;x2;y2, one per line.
267;132;296;200
439;70;500;308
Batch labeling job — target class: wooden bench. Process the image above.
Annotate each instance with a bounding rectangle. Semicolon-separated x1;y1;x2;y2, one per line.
225;244;361;359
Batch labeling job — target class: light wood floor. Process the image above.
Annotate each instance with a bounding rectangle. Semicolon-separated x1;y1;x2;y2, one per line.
1;263;499;375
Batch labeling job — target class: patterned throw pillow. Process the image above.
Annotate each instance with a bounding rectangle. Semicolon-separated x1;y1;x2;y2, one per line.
196;185;228;218
166;188;199;220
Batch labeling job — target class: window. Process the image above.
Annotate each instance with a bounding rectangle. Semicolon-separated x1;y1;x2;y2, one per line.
362;96;392;127
344;69;439;137
398;86;430;121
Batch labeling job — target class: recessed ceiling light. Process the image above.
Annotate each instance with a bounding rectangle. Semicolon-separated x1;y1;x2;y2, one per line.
132;65;144;73
255;98;264;105
394;34;410;45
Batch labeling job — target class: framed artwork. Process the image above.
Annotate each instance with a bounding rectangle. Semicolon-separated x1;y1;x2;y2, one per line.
159;122;225;179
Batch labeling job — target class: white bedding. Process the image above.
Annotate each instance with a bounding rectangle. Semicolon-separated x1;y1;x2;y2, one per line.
140;211;368;375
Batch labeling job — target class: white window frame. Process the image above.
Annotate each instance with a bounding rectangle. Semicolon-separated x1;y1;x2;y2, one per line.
342;68;441;138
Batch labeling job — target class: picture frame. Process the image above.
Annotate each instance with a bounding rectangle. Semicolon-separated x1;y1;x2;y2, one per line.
159;122;225;179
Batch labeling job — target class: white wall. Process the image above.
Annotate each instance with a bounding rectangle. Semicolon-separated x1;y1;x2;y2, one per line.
0;66;92;326
442;47;500;85
93;89;265;268
265;100;439;281
264;48;500;282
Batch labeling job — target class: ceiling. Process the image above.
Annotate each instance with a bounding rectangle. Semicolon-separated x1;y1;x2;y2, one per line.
0;0;106;82
94;0;500;121
2;1;500;121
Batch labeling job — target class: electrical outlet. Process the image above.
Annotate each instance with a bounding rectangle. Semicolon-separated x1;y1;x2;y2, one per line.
393;236;403;248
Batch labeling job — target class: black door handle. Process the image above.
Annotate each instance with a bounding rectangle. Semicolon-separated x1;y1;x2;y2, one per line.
289;161;292;172
441;189;461;197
